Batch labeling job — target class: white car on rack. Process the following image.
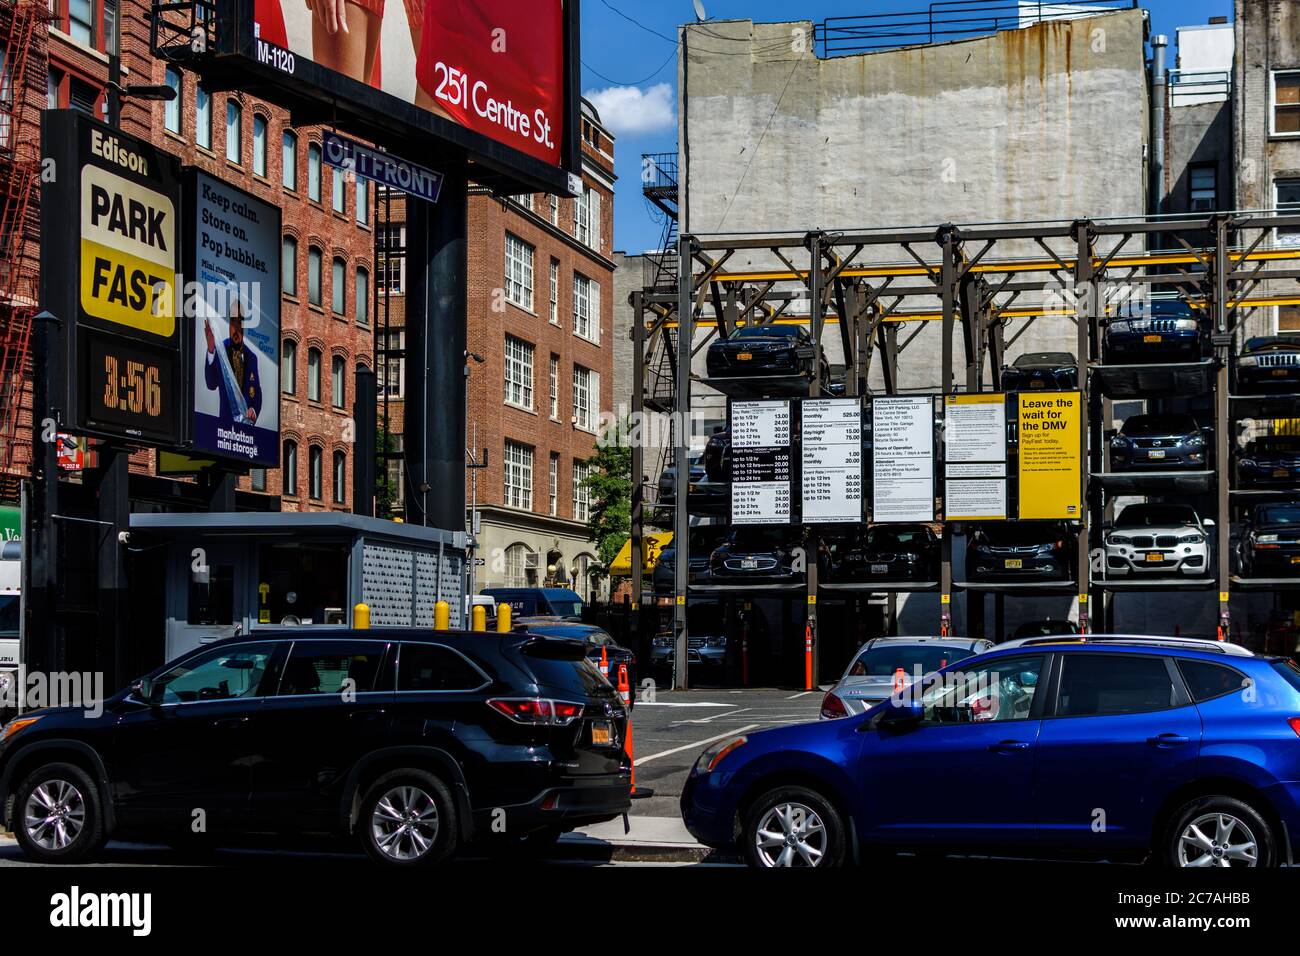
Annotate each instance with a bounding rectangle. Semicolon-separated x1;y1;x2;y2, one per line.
1103;503;1213;577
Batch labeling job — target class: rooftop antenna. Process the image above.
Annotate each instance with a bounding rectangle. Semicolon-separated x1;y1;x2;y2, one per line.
692;0;708;22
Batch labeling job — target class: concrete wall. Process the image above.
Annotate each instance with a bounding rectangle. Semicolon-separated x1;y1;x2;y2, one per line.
1172;22;1234;106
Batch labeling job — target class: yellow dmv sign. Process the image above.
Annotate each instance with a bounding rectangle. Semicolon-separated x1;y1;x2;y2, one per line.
79;159;176;338
1018;391;1082;519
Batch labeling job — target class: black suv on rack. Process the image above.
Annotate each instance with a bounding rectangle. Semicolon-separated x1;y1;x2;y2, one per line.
706;324;830;382
1000;351;1078;390
1235;336;1300;393
0;630;631;866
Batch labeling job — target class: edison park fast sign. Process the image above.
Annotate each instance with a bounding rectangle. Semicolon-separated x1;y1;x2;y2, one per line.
42;110;183;446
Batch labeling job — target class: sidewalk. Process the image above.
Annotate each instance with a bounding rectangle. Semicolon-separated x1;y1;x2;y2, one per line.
558;815;727;863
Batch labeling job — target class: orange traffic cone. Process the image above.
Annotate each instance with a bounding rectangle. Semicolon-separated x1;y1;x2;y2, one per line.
617;663;636;795
600;645;609;679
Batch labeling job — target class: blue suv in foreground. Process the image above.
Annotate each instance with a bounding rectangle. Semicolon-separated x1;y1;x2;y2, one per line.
682;637;1300;868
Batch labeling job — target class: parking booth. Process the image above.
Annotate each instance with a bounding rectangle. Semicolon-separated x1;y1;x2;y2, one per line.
127;512;467;665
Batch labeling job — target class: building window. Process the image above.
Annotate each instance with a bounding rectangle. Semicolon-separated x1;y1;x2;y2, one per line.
356;178;369;225
225;99;241;164
355;267;370;326
511;194;533;211
378;225;405;294
332;164;346;213
68;76;103;120
308;143;322;202
1189;164;1216;213
573;460;591;522
380;330;403;398
283;440;298;496
195;85;211;149
1273;71;1300;136
1277;180;1300;246
385;433;405;510
250;468;267;492
505;544;534;588
282;236;298;296
308;247;323;305
332;257;346;315
164;67;181;133
549;354;559;420
505;232;534;310
331;355;346;409
573;273;600;343
572;365;597;432
549;259;559;324
504;336;534;410
282;130;297;190
549;454;559;516
1280;306;1300;334
574;186;601;251
307;347;322;402
309;446;323;500
253;114;268;177
333;451;347;504
282;339;297;395
504;441;534;510
550;194;559;226
68;0;95;45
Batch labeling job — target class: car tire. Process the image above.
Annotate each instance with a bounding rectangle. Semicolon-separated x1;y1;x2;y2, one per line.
357;769;458;867
12;761;106;864
1161;795;1278;868
743;785;846;868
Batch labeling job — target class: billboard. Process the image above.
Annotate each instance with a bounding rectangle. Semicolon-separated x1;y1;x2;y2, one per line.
41;110;184;446
184;170;281;467
1017;392;1082;519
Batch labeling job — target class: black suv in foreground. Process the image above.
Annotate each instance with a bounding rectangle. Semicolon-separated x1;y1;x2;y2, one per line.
0;630;631;866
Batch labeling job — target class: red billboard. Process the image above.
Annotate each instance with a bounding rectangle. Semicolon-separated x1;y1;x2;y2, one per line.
254;0;566;168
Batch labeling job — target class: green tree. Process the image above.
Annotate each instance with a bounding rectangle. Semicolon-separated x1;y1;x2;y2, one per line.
582;419;632;577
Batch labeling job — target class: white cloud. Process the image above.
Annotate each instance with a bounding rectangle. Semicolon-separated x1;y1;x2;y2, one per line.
583;83;675;137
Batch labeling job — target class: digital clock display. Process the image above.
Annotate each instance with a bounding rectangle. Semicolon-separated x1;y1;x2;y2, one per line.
82;331;179;443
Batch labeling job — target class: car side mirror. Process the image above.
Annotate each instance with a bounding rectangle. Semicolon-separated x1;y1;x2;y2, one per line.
876;699;924;732
131;678;164;706
1203;519;1216;528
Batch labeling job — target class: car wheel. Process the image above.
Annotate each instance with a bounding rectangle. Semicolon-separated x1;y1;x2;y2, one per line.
1163;796;1277;868
743;785;846;868
13;762;106;864
358;769;457;867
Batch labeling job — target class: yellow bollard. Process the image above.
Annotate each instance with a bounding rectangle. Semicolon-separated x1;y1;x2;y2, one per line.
434;601;450;631
353;603;370;630
472;605;487;632
496;603;512;632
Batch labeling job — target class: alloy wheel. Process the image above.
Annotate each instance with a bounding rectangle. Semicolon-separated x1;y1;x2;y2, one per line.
754;801;827;867
1177;812;1258;868
370;785;440;861
23;779;87;851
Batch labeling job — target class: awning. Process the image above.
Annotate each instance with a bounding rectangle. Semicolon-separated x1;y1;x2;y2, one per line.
608;532;673;577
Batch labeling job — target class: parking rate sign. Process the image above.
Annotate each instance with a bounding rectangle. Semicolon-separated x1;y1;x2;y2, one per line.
730;400;792;525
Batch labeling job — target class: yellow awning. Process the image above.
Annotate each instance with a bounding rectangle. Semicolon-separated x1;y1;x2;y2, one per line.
608;532;673;576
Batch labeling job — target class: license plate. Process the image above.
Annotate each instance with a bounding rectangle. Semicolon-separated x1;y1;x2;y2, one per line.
1144;334;1162;343
1029;381;1044;389
1145;552;1164;562
1004;559;1023;569
1276;469;1290;478
591;721;612;746
1148;450;1166;460
737;352;753;361
1274;369;1290;377
1292;557;1300;565
741;558;758;569
871;563;889;574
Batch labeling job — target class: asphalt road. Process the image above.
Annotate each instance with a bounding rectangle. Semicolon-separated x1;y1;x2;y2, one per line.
629;686;824;817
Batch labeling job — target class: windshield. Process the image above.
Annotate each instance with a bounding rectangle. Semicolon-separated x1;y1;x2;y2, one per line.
1257;505;1300;526
0;594;17;635
848;644;976;678
731;324;801;340
976;523;1065;546
866;528;932;550
727;527;795;549
545;597;583;617
1115;505;1197;528
1122;415;1198;436
1015;352;1073;367
1250;438;1300;454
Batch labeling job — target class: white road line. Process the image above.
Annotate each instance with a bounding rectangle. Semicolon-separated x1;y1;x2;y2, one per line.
675;707;751;725
634;702;731;708
634;724;762;766
786;691;813;699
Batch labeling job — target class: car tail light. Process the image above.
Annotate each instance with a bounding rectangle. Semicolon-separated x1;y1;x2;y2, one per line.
487;698;584;726
1289;717;1300;738
820;691;848;719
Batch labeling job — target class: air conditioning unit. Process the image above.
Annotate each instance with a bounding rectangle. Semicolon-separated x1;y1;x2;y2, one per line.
523;552;541;570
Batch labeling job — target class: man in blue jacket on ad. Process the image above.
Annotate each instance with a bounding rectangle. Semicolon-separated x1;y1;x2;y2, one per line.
203;300;262;425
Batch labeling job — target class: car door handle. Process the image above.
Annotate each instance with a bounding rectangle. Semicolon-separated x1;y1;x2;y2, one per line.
1147;733;1191;747
988;740;1031;753
210;716;250;730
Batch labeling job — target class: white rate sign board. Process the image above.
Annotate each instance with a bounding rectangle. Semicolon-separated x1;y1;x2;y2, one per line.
871;396;935;522
730;400;792;525
801;398;863;523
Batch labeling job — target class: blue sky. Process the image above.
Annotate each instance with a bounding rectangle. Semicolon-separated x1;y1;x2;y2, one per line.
580;0;1233;254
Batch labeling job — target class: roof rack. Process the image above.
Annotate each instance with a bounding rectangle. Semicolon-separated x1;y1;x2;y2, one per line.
999;634;1255;657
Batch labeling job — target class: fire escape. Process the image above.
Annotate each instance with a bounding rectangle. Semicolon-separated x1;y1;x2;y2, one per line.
0;0;51;500
639;151;682;498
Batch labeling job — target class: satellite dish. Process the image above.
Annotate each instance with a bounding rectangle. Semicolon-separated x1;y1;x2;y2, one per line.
692;0;707;22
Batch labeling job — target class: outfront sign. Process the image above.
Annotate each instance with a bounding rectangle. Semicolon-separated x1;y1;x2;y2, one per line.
322;132;444;204
42;110;184;446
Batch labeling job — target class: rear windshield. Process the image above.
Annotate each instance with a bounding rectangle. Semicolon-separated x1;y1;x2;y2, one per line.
522;654;611;697
849;645;976;678
1272;660;1300;696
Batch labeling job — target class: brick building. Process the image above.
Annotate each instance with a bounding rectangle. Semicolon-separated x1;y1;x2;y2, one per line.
2;0;373;508
376;98;616;604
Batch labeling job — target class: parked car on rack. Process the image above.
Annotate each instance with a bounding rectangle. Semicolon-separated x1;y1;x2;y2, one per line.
514;617;637;705
1103;503;1212;578
0;629;632;865
1103;299;1207;364
705;324;830;382
650;631;728;679
652;526;728;594
1000;351;1078;391
826;525;939;583
965;522;1074;582
1236;435;1300;488
1238;502;1300;579
657;450;707;505
820;637;993;718
709;527;811;584
1235;336;1300;394
703;428;731;483
1009;619;1080;643
1108;413;1208;471
682;635;1300;868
